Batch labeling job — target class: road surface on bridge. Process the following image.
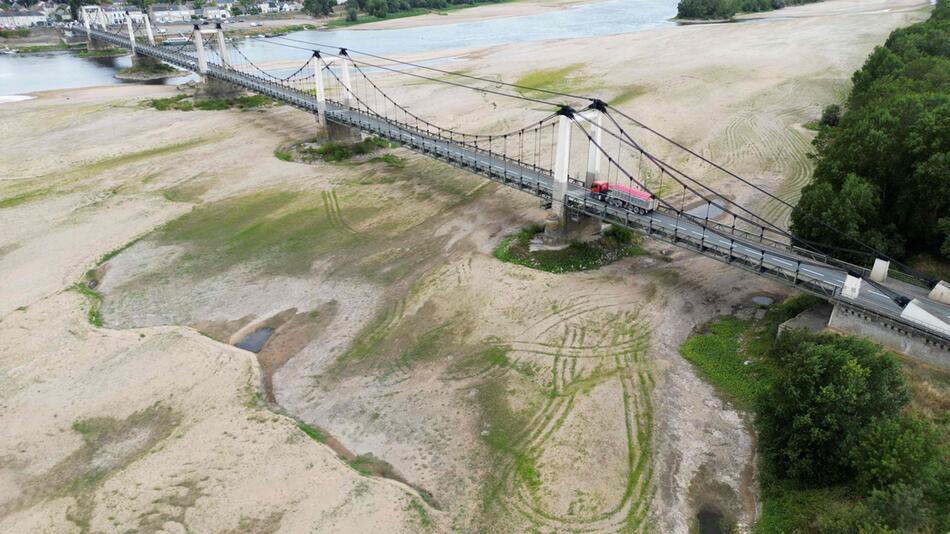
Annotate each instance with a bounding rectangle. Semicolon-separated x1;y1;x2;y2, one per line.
86;28;950;343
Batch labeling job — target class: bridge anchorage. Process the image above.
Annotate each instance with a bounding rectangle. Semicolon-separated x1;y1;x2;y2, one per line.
79;21;950;365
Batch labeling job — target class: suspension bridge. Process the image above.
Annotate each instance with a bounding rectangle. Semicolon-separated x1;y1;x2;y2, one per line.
76;10;950;356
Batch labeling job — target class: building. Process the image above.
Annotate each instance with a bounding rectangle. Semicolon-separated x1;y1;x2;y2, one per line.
279;1;302;12
257;2;277;14
0;9;47;28
149;3;194;23
102;7;145;25
202;5;229;19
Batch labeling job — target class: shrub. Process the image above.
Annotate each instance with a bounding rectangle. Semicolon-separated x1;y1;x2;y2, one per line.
850;415;940;490
757;331;909;485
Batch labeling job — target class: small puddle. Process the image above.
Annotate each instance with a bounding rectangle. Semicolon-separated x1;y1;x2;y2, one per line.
234;327;274;353
697;508;725;534
751;295;774;306
686;201;725;219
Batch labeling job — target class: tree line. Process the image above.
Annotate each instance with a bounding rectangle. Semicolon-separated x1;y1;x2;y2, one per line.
318;0;505;22
791;0;950;268
676;0;824;20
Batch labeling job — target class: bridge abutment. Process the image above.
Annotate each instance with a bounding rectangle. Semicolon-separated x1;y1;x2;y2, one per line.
827;303;949;369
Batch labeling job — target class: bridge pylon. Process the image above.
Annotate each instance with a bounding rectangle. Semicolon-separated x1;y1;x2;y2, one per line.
192;25;241;98
80;6;110;51
312;52;362;143
543;106;602;245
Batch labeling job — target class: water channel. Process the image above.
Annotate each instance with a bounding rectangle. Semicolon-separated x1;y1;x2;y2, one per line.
0;0;677;96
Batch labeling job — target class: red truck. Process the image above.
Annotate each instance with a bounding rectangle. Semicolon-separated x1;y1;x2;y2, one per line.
589;181;658;214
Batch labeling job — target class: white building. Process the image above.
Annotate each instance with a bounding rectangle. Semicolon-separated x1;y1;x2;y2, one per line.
149;3;194;23
202;6;229;19
0;9;47;28
279;1;302;12
102;7;145;25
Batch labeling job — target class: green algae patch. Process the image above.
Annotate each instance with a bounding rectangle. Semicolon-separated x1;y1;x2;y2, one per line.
515;64;592;99
2;404;182;530
156;190;373;277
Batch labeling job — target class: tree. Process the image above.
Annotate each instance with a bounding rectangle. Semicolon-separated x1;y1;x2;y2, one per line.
757;331;909;484
867;483;931;532
346;5;358;20
819;103;841;127
367;0;387;17
303;0;334;16
850;416;940;490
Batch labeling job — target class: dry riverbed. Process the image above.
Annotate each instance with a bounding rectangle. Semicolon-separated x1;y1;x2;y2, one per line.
0;0;932;531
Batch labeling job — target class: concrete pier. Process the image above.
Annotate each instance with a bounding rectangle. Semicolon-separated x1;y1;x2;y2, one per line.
326;122;363;144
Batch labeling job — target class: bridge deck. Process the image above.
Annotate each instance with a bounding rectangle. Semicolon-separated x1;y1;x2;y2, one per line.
87;28;950;346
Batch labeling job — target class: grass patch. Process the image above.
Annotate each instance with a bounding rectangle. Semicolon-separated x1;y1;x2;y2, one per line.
78;47;127;57
608;86;648;107
296;420;326;443
98;237;142;265
369;153;406;168
907;253;950;282
803;120;821;131
476;376;545;515
406;498;433;529
0;28;30;38
70;282;103;327
273;148;294;162
679;295;821;410
11;42;83;53
515;64;589;98
116;62;177;77
156;190;371;276
265;23;317;35
301;137;392;163
346;453;395;477
398;323;451;368
0;186;53;209
149;94;273;112
757;482;853;534
679;316;761;409
493;223;645;273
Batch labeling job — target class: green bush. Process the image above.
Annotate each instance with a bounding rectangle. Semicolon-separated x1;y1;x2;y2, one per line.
850;416;941;490
757;331;909;485
313;137;390;162
0;28;30;39
493;223;644;273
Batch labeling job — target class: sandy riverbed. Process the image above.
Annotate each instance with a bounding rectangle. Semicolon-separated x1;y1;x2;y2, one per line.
0;0;932;532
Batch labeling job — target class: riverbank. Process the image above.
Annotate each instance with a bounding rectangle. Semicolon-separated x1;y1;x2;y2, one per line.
0;0;933;531
332;0;593;30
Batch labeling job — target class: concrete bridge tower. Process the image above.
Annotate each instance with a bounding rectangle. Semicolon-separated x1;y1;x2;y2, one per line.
543;104;603;245
80;6;110;51
311;51;363;144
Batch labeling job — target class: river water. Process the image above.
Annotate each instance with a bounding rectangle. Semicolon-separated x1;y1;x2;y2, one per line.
0;0;676;95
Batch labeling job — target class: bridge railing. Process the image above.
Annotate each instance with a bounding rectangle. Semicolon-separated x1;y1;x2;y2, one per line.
89;28;948;342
